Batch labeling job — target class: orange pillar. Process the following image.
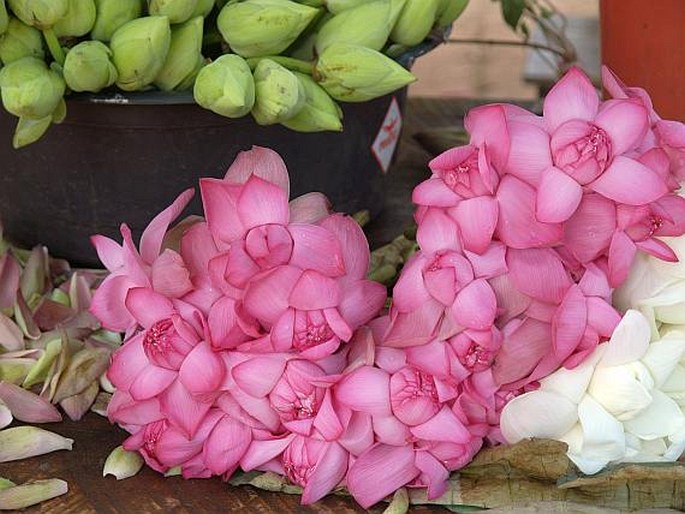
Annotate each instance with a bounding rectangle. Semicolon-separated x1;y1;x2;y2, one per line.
600;0;685;121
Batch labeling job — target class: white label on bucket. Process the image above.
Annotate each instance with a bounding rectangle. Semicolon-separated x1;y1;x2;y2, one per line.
372;96;402;174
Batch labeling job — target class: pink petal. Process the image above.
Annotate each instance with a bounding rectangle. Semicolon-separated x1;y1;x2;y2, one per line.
563;193;617;263
590;156;668;206
107;335;147;389
372;415;411;446
412;178;460;207
464;104;510;171
178;341;225;394
336;366;392;416
492;319;551;386
108;392;164;426
383;301;444;348
578;263;611;298
203;416;251;475
160;380;212;437
208;297;242;350
339;412;374;456
636;238;678;261
595;99;648;155
507;248;572;304
124;287;175;328
140;188;195;264
414;451;449;500
586;297;621;338
338;280;387;328
237;176;289;230
451;279;497;330
0;313;23;351
129;365;178;400
488;274;531;324
536;166;583;223
416;209;462;254
0;382;61;423
495;176;563;249
200;178;244;244
347;444;420;509
180;222;219;278
243;266;301;323
552;286;588;362
224;146;290;196
464;242;507;279
288;270;340;310
313;391;344;441
289;192;331;224
608;230;638;288
424;266;458;306
90;235;122;271
151;249;193;298
319;214;371;280
232;356;287;397
504;120;552;185
543;67;599;131
410;405;471;444
323;307;353;341
240;433;297;471
452;196;498;254
288;224;345;277
391;254;431;312
302;442;348;505
89;275;137;332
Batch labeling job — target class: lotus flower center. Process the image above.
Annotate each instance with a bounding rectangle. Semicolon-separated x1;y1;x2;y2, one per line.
460;342;493;372
284;461;313;487
404;368;438;402
649;215;663;236
294;321;334;350
442;154;477;192
579;126;611;166
143;420;167;459
553;122;612;184
143;318;175;356
291;394;317;420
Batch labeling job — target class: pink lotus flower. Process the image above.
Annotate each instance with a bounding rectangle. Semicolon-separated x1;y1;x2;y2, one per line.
90;188;195;332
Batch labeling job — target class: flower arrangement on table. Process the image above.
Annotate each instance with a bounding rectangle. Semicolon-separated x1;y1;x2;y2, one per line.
0;0;466;148
1;52;685;513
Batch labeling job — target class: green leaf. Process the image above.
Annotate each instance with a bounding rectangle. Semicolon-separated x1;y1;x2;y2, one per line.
499;0;526;30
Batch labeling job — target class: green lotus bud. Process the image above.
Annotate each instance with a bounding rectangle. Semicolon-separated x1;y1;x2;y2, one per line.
390;0;441;46
251;58;305;125
154;16;203;91
217;0;318;58
103;446;144;480
110;15;171;91
315;0;405;53
190;0;214;17
436;0;469;26
53;0;96;37
281;72;342;132
90;0;143;42
7;0;69;30
294;0;324;6
0;1;8;35
325;0;366;14
63;41;117;92
0;17;44;65
148;0;198;24
194;54;254;117
0;57;65;118
314;43;415;102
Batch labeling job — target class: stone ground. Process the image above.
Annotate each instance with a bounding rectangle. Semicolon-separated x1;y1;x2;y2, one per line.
408;0;599;100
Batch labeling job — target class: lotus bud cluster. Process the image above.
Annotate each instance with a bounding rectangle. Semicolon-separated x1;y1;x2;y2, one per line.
0;0;467;146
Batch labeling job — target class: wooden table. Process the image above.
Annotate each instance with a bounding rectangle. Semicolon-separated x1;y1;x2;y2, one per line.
1;98;496;513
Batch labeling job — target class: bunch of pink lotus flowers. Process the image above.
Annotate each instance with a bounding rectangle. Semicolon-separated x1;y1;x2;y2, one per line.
91;66;685;508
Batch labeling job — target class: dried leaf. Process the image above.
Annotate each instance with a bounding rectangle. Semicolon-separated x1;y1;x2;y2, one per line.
52;347;110;402
0;359;35;384
13;293;40;340
90;391;112;417
0;313;24;352
0;426;73;462
19;246;49;307
60;381;99;421
383;488;409;514
23;338;62;388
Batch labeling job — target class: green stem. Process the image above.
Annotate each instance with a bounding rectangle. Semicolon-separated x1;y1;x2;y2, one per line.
42;28;65;66
245;56;313;75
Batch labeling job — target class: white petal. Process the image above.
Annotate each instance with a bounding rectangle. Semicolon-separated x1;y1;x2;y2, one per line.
499;390;578;444
559;423;583;454
652;236;685;279
576;396;626;465
664;427;685;460
612;253;665;312
642;330;685;387
588;363;654;420
599;310;650;367
662;364;685;406
540;351;600;403
623;390;685;439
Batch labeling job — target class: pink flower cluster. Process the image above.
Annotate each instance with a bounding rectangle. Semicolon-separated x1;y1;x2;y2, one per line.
92;66;685;509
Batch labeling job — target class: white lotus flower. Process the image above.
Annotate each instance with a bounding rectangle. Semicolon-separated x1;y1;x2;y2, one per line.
500;310;685;475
